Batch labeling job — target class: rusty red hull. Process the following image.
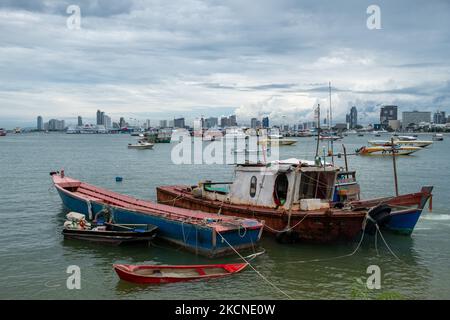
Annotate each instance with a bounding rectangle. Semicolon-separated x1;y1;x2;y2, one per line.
156;185;367;243
349;187;433;210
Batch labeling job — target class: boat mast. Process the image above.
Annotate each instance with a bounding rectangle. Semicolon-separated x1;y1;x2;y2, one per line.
391;137;399;196
329;81;334;164
329;81;332;130
315;104;321;158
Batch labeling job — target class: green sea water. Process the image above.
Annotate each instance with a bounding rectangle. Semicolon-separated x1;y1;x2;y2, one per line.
0;132;449;299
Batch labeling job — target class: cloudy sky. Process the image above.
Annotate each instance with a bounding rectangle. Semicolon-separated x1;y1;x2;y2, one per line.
0;0;449;128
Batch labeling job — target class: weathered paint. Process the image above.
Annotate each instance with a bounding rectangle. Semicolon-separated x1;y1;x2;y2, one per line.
52;173;264;257
157;185;367;243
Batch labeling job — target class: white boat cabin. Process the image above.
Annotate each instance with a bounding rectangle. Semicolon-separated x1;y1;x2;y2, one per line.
197;158;338;210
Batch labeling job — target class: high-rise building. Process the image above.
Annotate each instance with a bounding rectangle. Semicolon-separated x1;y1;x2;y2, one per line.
433;111;446;124
402;111;431;126
250;118;258;129
96;110;102;125
37;116;43;131
220;117;229;128
262;116;269;128
205;117;218;128
229;115;237;126
159;120;167;128
380;105;398;128
349;106;358;129
119;117;126;128
77;116;83;126
145;119;151;129
174;118;185;128
47;119;65;131
103;114;111;129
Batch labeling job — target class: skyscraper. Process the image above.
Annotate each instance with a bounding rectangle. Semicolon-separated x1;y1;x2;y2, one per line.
103;114;111;129
205;117;218;128
119;117;126;128
229;115;237;126
349;106;357;129
433;111;446;124
174;118;185;128
262;116;269;128
96;110;102;125
220;117;229;128
77;116;83;126
47;119;65;131
402;111;431;126
37;116;43;131
250;118;258;129
380;105;398;128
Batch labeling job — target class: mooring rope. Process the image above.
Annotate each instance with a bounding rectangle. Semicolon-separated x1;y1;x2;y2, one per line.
216;230;293;300
157;193;184;205
374;223;402;261
263;211;312;234
286;216;368;264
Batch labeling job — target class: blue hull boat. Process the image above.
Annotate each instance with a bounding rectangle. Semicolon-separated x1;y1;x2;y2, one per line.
334;171;433;235
51;171;264;257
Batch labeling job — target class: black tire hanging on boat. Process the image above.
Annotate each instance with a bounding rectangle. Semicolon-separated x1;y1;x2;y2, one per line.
276;229;299;244
365;204;392;235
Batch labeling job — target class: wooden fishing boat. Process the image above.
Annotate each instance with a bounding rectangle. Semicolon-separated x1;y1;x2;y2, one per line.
51;171;264;257
356;146;421;156
157;159;433;240
62;221;158;245
113;263;247;284
333;171;433;235
157;159;371;243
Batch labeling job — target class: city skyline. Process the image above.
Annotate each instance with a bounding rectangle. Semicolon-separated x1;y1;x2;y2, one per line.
4;102;450;130
28;104;450;132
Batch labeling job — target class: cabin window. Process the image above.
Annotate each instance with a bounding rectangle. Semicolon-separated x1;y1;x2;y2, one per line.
249;176;257;197
273;173;289;206
299;171;335;200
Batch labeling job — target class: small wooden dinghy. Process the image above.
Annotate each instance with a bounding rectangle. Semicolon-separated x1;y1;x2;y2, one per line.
113;262;248;284
63;223;158;245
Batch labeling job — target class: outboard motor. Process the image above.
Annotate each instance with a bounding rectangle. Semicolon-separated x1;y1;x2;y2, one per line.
365;204;392;235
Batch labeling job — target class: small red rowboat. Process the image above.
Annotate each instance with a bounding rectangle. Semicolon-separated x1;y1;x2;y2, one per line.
113;263;248;284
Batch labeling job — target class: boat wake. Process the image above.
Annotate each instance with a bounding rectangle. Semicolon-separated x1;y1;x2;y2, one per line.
421;214;450;221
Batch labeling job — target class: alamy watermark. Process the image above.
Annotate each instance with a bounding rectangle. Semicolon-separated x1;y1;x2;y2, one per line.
366;265;381;289
66;265;81;289
367;5;381;30
66;5;81;30
170;126;280;166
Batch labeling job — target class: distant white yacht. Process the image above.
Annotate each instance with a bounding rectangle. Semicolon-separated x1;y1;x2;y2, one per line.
224;127;248;139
